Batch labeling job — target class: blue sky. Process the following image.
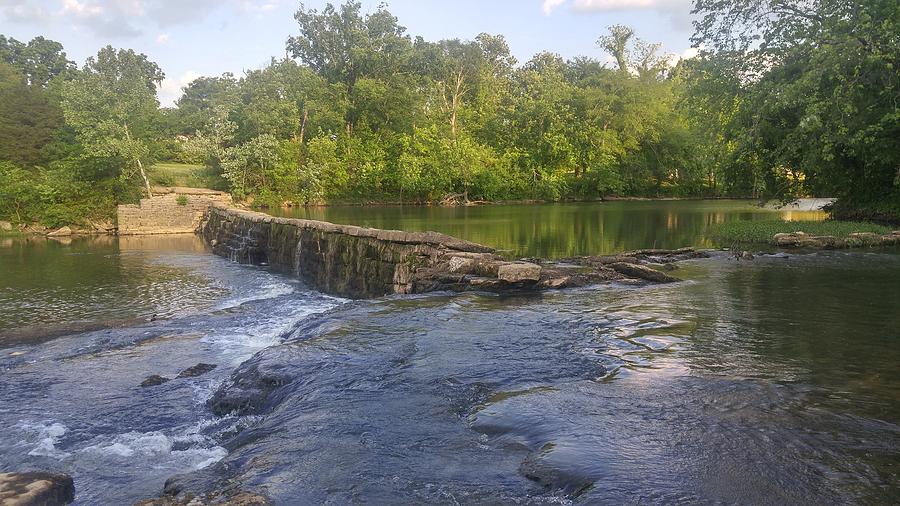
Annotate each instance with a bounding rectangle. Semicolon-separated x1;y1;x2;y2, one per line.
1;0;697;106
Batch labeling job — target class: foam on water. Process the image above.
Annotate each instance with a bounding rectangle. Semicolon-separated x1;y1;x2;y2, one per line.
20;421;70;459
203;291;346;364
80;428;228;471
214;279;296;311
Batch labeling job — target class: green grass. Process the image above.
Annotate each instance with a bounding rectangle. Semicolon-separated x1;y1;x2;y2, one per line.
711;219;893;244
148;163;229;191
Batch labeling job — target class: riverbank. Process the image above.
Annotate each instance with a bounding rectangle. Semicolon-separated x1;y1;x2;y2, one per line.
711;220;899;248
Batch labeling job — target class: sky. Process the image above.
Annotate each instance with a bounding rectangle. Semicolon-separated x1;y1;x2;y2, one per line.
0;0;698;106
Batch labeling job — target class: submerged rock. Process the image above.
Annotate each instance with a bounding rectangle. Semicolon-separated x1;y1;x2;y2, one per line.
773;231;900;249
0;472;74;505
207;353;292;416
176;363;217;378
141;375;171;387
135;490;270;506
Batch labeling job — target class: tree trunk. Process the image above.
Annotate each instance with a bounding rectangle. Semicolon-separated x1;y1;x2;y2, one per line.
124;123;152;198
450;69;464;137
299;108;308;144
136;158;152;198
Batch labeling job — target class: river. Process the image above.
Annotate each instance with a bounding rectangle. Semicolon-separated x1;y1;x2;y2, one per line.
0;200;897;504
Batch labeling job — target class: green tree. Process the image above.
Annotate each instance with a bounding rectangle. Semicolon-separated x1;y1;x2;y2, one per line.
0;35;73;87
692;0;900;219
60;46;164;197
0;62;63;166
175;73;239;135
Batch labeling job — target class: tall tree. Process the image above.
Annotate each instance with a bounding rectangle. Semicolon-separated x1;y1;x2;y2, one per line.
0;62;63;166
597;25;633;73
0;35;73;87
693;0;900;217
60;46;164;197
175;73;239;135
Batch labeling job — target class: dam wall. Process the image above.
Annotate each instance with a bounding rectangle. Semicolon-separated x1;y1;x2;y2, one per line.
200;204;497;298
199;204;692;299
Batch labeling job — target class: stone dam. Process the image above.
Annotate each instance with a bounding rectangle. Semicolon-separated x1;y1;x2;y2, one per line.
199;203;704;299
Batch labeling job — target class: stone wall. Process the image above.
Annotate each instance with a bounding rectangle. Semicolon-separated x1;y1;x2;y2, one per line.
200;204;690;299
201;204;494;298
117;187;231;235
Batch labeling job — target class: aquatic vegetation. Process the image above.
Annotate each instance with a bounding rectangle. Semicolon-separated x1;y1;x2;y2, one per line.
711;220;892;245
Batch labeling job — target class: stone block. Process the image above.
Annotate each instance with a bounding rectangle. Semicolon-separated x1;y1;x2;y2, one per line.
497;262;541;283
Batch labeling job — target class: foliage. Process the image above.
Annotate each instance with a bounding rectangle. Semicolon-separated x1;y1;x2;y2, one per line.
1;0;897;225
0;35;74;87
0;160;130;227
0;62;63;166
60;46;164;196
691;0;900;219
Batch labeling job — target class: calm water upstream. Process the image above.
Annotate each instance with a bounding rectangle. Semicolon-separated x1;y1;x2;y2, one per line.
1;200;897;504
268;199;826;257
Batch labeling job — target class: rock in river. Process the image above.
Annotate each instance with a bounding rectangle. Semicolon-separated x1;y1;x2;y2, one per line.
497;262;542;283
176;363;217;379
46;226;72;237
0;472;75;505
141;375;171;387
135;490;270;505
607;262;680;283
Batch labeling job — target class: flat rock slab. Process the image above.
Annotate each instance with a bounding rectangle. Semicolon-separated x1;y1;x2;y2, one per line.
607;262;680;283
497;262;542;282
0;472;74;506
46;227;72;237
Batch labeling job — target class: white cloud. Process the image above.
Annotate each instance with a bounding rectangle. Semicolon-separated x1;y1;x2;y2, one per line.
666;46;701;67
0;1;51;24
573;0;659;10
156;32;169;44
239;0;278;12
542;0;566;15
61;0;104;17
571;0;687;11
157;69;200;107
680;46;699;59
543;0;693;30
0;0;234;37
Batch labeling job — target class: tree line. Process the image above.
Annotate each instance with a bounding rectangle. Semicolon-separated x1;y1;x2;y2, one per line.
1;0;897;228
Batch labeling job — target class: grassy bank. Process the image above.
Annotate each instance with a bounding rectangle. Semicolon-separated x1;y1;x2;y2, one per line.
711;220;893;245
148;163;228;191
